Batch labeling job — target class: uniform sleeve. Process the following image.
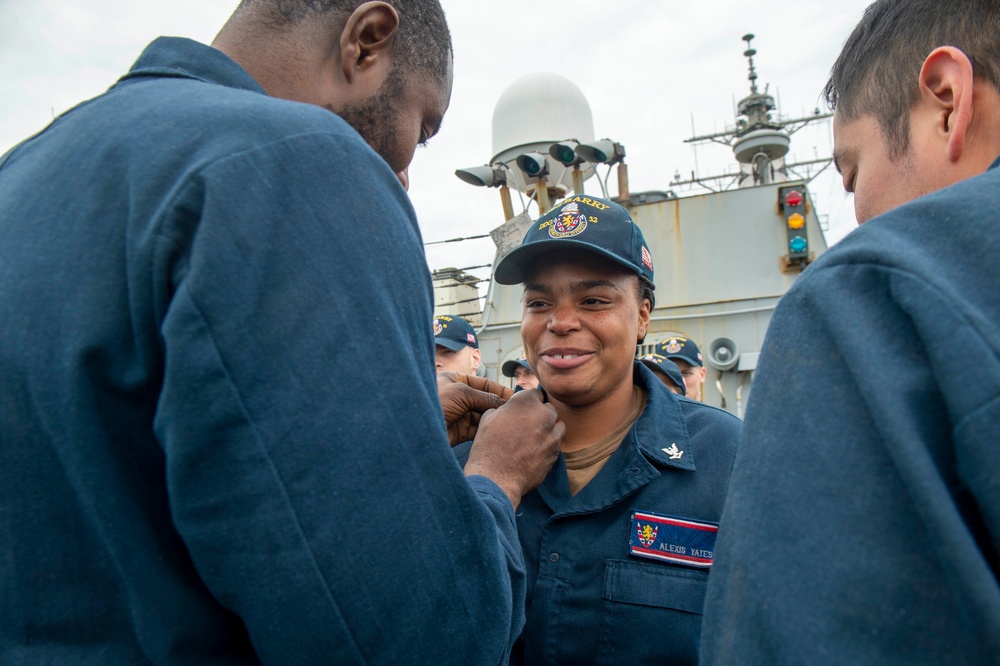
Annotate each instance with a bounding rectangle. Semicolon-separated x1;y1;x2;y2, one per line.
700;261;1000;664
152;131;525;665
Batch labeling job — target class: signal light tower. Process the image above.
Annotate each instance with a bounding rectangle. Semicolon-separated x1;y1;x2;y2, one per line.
779;185;810;269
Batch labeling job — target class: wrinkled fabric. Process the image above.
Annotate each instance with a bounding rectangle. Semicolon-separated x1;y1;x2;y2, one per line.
458;362;741;664
701;158;1000;664
0;37;525;665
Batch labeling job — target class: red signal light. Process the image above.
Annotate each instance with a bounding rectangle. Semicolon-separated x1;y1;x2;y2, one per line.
784;190;803;207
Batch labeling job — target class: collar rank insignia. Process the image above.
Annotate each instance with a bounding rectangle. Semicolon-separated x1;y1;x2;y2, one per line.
662;443;683;460
629;510;718;568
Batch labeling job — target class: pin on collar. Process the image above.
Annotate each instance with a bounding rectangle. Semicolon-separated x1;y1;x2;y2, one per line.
662;443;684;460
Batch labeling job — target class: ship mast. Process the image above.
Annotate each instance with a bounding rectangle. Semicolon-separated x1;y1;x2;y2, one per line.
673;34;832;191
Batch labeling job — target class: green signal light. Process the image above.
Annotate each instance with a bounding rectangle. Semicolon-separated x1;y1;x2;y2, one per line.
553;146;576;163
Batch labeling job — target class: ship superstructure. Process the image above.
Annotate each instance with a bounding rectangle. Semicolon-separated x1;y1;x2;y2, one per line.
439;36;834;416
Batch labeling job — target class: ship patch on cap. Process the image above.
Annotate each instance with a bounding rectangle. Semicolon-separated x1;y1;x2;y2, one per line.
656;336;703;368
432;314;479;350
549;202;588;238
493;195;654;286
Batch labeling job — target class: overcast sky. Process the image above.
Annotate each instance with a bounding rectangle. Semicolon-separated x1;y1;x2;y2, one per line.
0;0;873;283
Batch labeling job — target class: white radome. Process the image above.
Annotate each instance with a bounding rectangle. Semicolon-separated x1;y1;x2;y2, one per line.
490;72;598;196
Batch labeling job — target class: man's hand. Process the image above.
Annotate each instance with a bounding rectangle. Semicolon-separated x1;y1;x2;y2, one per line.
464;389;564;511
438;372;515;445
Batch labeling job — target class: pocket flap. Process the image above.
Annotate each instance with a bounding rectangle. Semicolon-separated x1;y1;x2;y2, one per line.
602;559;708;615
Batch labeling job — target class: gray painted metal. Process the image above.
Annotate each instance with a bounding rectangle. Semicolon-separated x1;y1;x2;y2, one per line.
475;180;828;417
454;35;835;417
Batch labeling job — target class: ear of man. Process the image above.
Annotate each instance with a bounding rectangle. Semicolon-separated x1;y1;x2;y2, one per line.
915;46;975;164
339;2;399;86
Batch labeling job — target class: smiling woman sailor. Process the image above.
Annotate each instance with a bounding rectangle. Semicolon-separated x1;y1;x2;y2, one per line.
456;196;741;664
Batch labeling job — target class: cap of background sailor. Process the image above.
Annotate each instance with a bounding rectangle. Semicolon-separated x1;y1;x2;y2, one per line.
494;195;654;285
640;354;687;395
432;314;479;351
656;337;703;368
501;354;532;378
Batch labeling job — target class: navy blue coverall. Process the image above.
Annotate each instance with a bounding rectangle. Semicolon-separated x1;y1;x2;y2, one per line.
702;158;1000;663
0;37;526;664
459;362;740;664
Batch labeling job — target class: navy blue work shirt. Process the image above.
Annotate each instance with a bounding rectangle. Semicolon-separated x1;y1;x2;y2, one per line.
701;158;1000;663
458;362;740;664
0;37;526;664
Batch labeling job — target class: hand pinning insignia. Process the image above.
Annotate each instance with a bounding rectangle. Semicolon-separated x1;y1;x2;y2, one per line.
662;443;683;460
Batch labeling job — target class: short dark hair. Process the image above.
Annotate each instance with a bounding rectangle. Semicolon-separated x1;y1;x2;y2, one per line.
637;275;656;312
823;0;1000;158
237;0;452;86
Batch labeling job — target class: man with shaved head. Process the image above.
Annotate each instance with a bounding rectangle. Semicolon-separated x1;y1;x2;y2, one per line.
0;1;564;662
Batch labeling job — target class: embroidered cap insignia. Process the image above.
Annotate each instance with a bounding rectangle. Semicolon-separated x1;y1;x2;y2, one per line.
549;203;588;238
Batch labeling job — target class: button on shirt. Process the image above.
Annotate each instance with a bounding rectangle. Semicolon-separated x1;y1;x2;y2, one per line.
461;362;740;664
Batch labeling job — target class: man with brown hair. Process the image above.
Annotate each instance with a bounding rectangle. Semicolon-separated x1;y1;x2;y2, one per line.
702;1;1000;661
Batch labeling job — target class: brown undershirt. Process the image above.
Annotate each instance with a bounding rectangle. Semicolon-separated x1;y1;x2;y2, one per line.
563;385;648;496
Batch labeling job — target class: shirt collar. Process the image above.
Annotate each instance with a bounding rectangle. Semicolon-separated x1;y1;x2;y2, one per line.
534;362;696;515
632;361;696;471
114;37;266;95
